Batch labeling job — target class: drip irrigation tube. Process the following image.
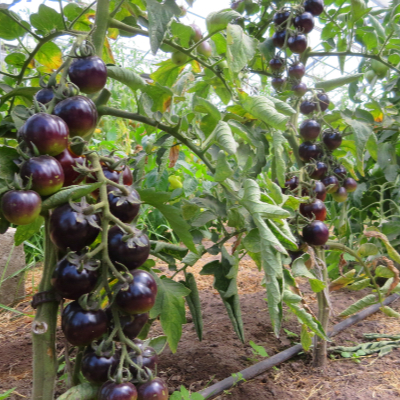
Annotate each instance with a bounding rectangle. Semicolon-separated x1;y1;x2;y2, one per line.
198;293;400;399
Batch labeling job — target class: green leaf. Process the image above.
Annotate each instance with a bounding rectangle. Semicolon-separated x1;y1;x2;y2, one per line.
271;130;286;186
138;188;197;253
315;74;363;92
343;117;373;175
211;32;227;54
226;24;257;73
193;95;221;136
357;243;379;257
14;216;44;246
214;150;233;182
206;9;242;34
339;294;377;317
170;21;193;48
0;146;19;184
191;210;217;227
41;183;102;211
240;93;289;131
265;95;296;116
267;220;297;252
4;52;27;68
0;11;30;40
369;15;385;39
375;265;395;278
149;275;190;353
150;60;185;87
35;42;62;70
143;83;173;113
181;273;203;341
301;324;313;351
380;306;400;318
213;121;238;155
145;0;180;54
347;278;371;291
249;340;269;357
0;87;41;107
56;383;98;400
107;65;146;91
259;38;275;63
351;0;368;23
147;335;168;354
30;4;64;33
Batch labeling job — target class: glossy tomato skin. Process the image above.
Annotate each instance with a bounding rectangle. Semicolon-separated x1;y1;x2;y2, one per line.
309;161;327;179
343;178;357;193
298;142;322;162
323;131;342;150
50;203;101;252
19;113;69;156
314;181;327;201
317;92;330;112
98;382;138;400
288;34;307;54
288;62;305;79
108;187;141;223
273;10;290;25
107;310;149;340
292;82;308;97
269;57;285;71
62;301;107;346
333;165;347;178
272;30;286;48
300;199;327;221
55;148;85;187
35;88;54;104
81;350;119;384
294;12;315;34
1;190;41;225
20;156;64;196
51;256;98;300
332;187;348;202
129;346;158;377
300;119;320;140
302;221;329;246
300;100;317;115
137;378;169;400
304;0;324;16
283;176;299;193
190;24;203;42
321;175;340;193
272;76;286;91
68;56;107;94
54;95;98;138
108;226;150;270
116;270;157;315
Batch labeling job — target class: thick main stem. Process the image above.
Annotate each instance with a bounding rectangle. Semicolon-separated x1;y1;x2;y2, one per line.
312;247;329;368
32;216;59;400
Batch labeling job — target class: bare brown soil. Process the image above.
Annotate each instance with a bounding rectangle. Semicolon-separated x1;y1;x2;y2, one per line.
1;246;400;400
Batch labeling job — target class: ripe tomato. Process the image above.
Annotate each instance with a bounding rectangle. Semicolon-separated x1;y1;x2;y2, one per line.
302;221;329;246
108;186;140;223
137;378;169;400
98;382;138;400
300;199;327;221
1;190;41;225
81;348;119;384
55;148;85;187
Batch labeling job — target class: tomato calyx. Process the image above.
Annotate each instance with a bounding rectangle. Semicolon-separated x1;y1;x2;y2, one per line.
69;198;102;230
65;250;100;273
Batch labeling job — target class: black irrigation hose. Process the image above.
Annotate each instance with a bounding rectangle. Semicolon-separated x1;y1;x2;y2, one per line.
198;293;400;399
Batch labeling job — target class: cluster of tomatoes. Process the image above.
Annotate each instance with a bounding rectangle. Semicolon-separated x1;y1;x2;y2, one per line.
1;45;168;399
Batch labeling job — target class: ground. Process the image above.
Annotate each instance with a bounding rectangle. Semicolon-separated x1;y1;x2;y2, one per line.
1;243;400;400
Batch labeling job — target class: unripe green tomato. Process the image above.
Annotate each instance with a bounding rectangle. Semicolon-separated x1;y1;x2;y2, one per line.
197;41;212;58
364;70;376;84
168;176;183;189
171;52;189;66
331;187;348;203
219;60;228;69
371;59;389;79
190;24;203;42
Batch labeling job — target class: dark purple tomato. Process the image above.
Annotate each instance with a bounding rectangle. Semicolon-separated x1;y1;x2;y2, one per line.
68;56;107;94
302;220;329;246
115;270;157;315
108;186;141;223
292;82;308;97
35;88;54;104
51;254;98;300
272;76;286;91
53;95;98;138
62;301;107;346
283;176;299;192
298;141;322;162
55;148;85;187
20;155;64;196
108;226;150;270
309;161;327;179
88;164;133;195
317;92;330;111
137;378;169;400
269;57;285;72
273;10;291;25
294;12;315;34
333;165;347;178
314;181;327;201
81;350;119;384
288;250;304;265
300;100;317;115
304;0;324;16
107;310;149;340
272;30;286;48
300;119;321;140
300;199;327;221
288;34;307;54
343;177;357;193
50;203;101;252
98;382;138;400
129;346;158;376
323;131;342;150
288;62;305;79
321;175;340;193
332;186;348;202
1;190;41;225
190;23;203;42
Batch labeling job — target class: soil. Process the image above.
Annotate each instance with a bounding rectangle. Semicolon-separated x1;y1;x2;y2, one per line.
1;246;400;400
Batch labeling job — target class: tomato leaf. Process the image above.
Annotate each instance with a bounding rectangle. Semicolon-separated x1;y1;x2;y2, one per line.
206;9;241;34
30;4;64;33
0;10;30;40
301;324;314;351
0;87;41;107
315;73;363;92
213;121;238;155
214;150;233;182
14;216;44;246
56;383;98;400
35;42;62;70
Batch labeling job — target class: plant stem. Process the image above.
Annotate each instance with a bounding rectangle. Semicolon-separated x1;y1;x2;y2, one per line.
32;215;59;400
72;347;84;386
312;247;329;368
92;0;110;57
